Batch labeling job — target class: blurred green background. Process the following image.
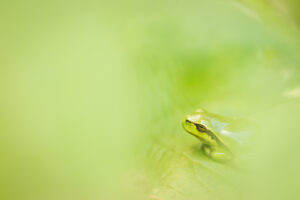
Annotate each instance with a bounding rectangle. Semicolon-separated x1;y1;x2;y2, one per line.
1;0;300;200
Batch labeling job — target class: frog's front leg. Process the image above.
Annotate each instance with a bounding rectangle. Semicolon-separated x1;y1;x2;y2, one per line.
202;144;233;162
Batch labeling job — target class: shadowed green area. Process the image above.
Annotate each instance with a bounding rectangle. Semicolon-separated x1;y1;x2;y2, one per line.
0;0;300;200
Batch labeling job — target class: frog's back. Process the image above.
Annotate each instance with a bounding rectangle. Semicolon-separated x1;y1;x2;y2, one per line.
195;109;253;150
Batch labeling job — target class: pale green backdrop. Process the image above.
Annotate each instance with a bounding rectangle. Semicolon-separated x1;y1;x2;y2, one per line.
0;0;300;200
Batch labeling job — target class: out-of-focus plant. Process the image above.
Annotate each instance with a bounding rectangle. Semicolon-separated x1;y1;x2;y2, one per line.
0;0;300;200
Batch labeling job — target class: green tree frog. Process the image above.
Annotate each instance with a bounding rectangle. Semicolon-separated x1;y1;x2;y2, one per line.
182;109;251;162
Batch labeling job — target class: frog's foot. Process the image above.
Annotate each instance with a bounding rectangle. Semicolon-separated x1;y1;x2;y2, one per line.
202;144;233;162
202;144;213;157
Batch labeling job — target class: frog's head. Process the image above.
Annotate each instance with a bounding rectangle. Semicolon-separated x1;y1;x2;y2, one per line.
182;109;246;162
182;110;218;145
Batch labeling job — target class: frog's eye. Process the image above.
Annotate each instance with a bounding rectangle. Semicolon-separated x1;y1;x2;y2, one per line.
195;124;207;132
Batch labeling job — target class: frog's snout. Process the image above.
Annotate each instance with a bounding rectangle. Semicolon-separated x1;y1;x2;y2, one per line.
182;118;195;134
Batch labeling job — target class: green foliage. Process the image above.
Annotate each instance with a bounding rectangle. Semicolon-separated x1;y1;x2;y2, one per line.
0;0;300;200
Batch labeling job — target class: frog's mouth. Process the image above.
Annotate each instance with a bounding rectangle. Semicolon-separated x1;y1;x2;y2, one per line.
183;120;225;147
185;119;207;133
183;119;209;139
182;120;195;135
